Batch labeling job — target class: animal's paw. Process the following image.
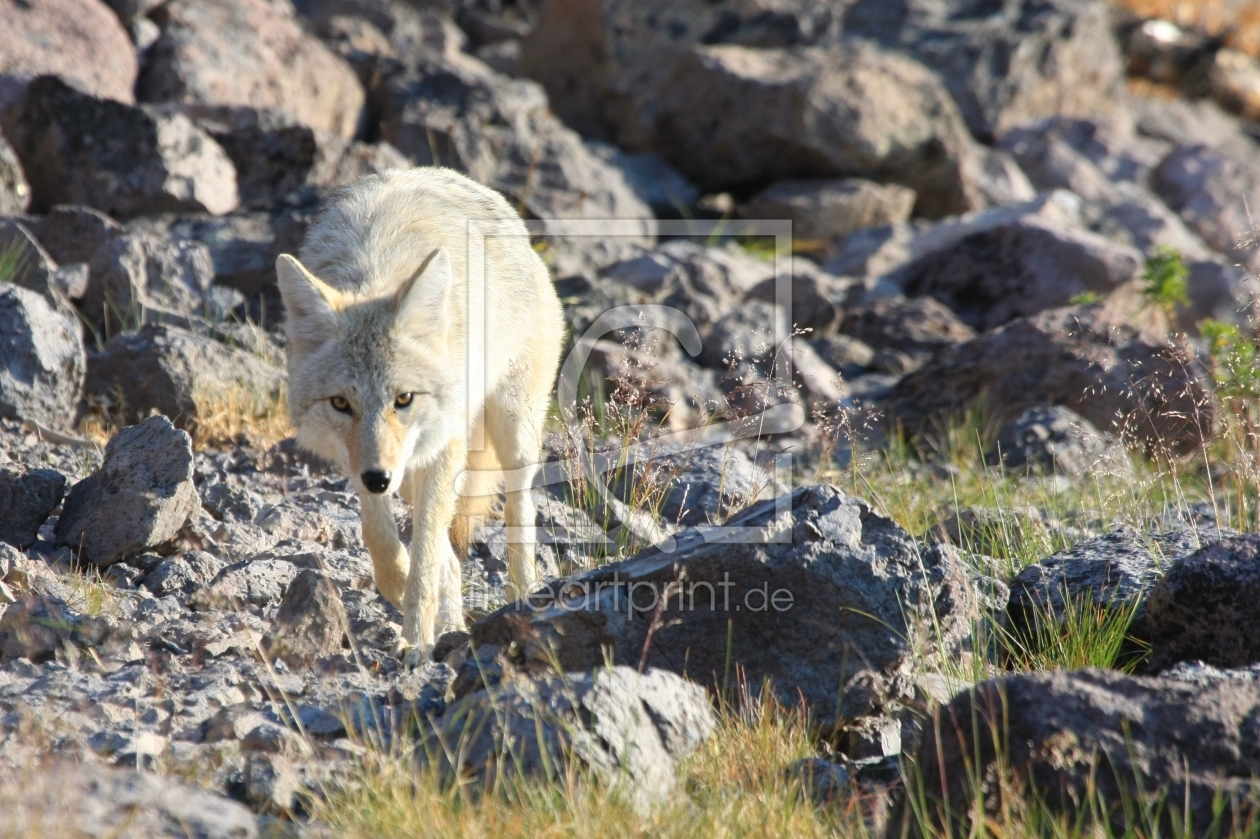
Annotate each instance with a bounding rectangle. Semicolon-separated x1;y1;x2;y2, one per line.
394;638;432;671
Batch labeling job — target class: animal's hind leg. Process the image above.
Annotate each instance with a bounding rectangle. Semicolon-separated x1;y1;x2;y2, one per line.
486;381;549;602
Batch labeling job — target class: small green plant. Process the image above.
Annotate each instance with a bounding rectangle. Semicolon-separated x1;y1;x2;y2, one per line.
1141;246;1190;315
1069;290;1102;306
995;587;1149;673
0;237;28;286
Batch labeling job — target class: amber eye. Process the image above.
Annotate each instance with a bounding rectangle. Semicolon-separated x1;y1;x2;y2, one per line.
330;396;352;414
395;392;414;409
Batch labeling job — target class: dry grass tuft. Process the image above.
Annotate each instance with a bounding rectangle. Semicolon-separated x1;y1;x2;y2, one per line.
189;380;292;449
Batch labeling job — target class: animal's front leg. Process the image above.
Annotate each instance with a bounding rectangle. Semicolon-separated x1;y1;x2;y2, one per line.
359;493;408;608
400;437;466;666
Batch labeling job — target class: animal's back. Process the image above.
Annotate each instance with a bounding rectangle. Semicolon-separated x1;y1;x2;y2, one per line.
297;167;539;301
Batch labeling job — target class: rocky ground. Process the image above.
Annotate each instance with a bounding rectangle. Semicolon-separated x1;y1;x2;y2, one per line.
3;0;1260;836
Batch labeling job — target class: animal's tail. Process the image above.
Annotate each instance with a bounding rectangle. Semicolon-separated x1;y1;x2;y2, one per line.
450;441;502;556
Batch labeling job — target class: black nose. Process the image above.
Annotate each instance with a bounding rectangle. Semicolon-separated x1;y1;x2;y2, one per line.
361;470;391;494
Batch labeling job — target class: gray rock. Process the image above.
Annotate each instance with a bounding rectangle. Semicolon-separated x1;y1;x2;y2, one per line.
225;753;305;815
738;178;917;241
0;76;238;218
628;444;781;530
0;594;82;662
1161;659;1260;686
824;188;1084;281
1153;144;1260;269
637;240;774;335
650;42;980;217
191;559;301;612
470;485;973;738
263;570;348;665
137;0;365;141
81;231;216;332
897;218;1143;331
896;669;1260;838
1006;526;1224;643
198;113;323;209
846;0;1126;141
0;131;29;215
127;211;291;298
379;51;654;269
887;304;1216;454
0;0;139;104
839;296;976;363
55;416;200;567
24;205;123;271
698;298;786;371
0;464;66;548
432;666;716;810
3;761;257;838
0;283;86;428
809;333;875;379
586;141;700;217
1147;533;1260;670
745;268;846;334
520;0;1122;145
142;551;227;599
990;405;1129;477
85;323;283;430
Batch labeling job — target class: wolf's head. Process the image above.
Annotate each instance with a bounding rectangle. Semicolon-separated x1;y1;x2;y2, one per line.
276;250;465;496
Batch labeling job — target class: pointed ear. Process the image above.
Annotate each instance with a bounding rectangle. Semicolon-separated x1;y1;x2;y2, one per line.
276;254;342;346
394;248;453;331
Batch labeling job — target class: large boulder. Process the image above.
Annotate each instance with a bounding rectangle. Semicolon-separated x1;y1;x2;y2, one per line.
896;218;1143;331
378;50;654;269
469;484;973;738
886;304;1216;453
84;323;284;431
0;76;238;217
137;0;365;140
649;42;981;217
0;283;85;429
433;666;716;811
897;669;1260;837
54;415;200;566
1146;534;1260;671
0;0;138;104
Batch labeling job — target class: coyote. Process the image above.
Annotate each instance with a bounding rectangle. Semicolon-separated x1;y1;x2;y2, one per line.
276;168;565;663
